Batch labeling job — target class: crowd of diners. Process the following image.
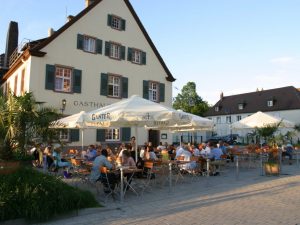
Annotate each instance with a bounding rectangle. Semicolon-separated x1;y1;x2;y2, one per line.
30;138;296;192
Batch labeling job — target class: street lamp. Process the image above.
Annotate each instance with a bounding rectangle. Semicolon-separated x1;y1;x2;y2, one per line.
60;99;67;115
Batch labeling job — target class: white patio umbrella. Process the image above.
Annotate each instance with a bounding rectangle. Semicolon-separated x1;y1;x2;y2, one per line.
146;110;213;131
231;111;295;130
146;110;214;145
84;95;193;161
49;111;87;151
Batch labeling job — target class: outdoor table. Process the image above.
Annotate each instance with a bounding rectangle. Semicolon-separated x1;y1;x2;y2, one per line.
160;160;191;192
116;166;143;203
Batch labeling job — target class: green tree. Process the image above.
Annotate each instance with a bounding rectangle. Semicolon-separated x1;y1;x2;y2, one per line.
172;82;209;116
0;91;60;160
255;123;280;146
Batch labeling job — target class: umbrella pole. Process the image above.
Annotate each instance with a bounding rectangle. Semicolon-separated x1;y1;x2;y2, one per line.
135;126;138;162
81;129;84;152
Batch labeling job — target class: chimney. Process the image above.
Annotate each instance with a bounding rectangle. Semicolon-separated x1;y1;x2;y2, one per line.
66;15;74;23
48;28;55;37
4;21;18;68
85;0;95;8
220;92;224;100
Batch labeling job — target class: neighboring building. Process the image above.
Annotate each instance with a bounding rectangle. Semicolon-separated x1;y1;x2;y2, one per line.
0;0;176;148
205;86;300;143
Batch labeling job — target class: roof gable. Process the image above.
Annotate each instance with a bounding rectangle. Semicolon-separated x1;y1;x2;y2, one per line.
30;0;175;82
206;86;300;116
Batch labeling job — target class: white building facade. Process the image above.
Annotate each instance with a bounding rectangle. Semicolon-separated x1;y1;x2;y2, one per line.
206;87;300;144
0;0;176;148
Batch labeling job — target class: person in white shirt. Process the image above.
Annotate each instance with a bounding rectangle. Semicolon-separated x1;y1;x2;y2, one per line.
190;144;200;156
156;142;165;152
200;142;213;158
176;145;185;158
177;144;194;170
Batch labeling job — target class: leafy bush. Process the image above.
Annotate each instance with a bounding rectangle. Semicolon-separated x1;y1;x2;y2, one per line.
0;167;99;222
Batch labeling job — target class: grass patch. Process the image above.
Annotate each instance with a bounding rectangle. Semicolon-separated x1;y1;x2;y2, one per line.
0;166;100;222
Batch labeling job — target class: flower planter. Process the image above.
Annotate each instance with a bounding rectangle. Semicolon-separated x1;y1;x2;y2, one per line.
0;161;20;175
264;163;279;176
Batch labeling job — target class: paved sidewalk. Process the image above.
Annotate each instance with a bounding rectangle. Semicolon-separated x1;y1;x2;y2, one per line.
36;163;300;225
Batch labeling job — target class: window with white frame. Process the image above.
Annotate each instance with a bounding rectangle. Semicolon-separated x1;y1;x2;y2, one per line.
238;103;244;110
267;100;273;107
132;49;141;64
55;66;72;92
215;106;219;112
59;130;69;140
237;115;242;121
110;43;121;59
226;116;231;123
216;117;221;124
108;75;120;97
105;128;120;141
83;36;96;53
111;16;121;30
149;82;158;102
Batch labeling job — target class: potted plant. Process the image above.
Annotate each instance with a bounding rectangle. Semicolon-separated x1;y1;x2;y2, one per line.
264;148;280;176
255;124;281;176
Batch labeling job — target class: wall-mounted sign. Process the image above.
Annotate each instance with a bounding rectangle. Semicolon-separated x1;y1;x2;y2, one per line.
161;133;167;139
73;101;107;108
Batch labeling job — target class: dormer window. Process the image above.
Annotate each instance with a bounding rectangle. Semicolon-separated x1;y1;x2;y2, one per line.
215;106;219;112
107;14;126;31
267;100;274;107
238;103;244;110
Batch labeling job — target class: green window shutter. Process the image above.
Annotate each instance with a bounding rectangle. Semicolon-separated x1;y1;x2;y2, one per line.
121;46;126;60
96;129;106;142
96;39;102;54
159;83;165;102
142;51;147;65
73;69;82;93
100;73;108;96
70;129;80;142
107;14;112;26
127;48;132;61
45;64;55;90
121;19;126;31
105;41;110;56
121;77;128;98
143;80;149;99
121;127;131;141
77;34;84;50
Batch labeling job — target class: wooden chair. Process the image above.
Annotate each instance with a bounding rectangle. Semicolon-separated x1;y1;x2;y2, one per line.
141;161;154;194
210;157;227;175
189;156;202;180
99;166;119;201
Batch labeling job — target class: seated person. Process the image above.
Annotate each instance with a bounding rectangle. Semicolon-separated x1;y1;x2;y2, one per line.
43;146;54;169
90;149;118;192
200;142;213;158
178;145;194;170
122;150;136;168
85;145;97;161
107;146;116;162
52;146;71;172
121;150;136;187
145;146;158;161
210;143;223;160
282;143;294;165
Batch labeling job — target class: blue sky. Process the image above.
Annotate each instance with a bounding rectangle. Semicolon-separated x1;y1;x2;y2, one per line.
1;0;299;104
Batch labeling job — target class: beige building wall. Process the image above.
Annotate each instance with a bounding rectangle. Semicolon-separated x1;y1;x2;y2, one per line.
3;0;174;147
